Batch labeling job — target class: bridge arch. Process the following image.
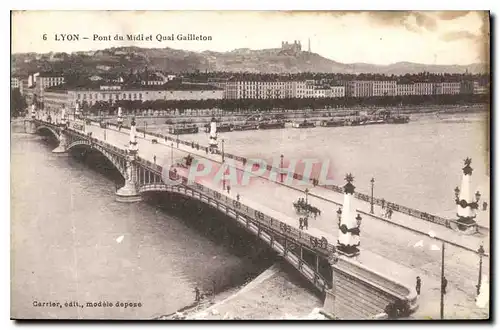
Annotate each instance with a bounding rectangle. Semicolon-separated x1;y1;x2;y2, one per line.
35;125;60;141
66;140;128;179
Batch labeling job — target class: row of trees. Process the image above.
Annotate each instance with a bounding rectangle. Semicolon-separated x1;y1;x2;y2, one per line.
78;93;489;114
182;71;490;84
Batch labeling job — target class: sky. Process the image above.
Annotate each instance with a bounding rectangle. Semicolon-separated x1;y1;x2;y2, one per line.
11;11;489;65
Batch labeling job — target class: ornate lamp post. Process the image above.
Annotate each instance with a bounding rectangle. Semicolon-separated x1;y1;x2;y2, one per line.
476;245;485;296
221;139;225;163
455;158;480;228
337;173;362;257
440;241;445;319
370;177;375;214
222;168;226;191
171;142;174;165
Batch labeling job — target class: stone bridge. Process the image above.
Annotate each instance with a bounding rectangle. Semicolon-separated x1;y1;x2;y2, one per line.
26;117;428;319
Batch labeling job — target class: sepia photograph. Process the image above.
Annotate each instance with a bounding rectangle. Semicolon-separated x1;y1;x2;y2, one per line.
10;10;490;320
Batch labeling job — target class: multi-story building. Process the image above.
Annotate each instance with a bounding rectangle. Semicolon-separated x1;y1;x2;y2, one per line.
225;80;297;99
396;84;415;96
330;86;345;98
313;86;332;98
372;80;397;96
345;81;373;98
473;81;489;94
225;80;345;99
43;90;70;113
32;72;65;90
21;79;29;96
11;76;21;89
44;84;224;110
414;82;434;95
460;81;475;94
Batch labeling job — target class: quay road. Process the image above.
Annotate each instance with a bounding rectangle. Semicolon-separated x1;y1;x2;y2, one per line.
76;120;489;319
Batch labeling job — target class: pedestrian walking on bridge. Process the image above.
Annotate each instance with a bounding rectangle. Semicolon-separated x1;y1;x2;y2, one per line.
153;155;156;164
303;217;309;230
483;201;488;211
227;185;231;194
416;276;421;295
236;194;240;202
299;218;303;230
442;277;448;295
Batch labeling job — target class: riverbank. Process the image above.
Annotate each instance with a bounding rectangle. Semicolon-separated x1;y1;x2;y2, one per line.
179;262;324;320
88;103;488;125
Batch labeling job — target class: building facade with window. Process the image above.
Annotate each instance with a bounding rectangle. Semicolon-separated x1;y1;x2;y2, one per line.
345;81;374;97
372;80;397;96
396;84;415;96
414;82;434;95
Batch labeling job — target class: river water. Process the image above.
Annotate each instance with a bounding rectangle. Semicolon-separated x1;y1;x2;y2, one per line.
161;111;490;220
10;109;489;319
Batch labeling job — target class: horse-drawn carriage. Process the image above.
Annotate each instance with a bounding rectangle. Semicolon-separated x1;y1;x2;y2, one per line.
293;198;321;218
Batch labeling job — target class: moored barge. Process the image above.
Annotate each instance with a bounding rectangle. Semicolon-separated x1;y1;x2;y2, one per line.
169;124;199;135
258;120;286;130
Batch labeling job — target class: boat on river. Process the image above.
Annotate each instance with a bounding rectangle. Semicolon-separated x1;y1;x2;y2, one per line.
292;120;316;128
232;123;259;131
203;122;233;133
320;118;346;127
169;124;199;135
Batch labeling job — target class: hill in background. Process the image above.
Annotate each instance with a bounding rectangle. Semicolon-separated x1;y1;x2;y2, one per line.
11;46;488;77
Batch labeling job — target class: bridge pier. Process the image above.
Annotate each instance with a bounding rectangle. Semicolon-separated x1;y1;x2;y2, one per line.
116;118;142;203
26;120;37;134
116;155;142;202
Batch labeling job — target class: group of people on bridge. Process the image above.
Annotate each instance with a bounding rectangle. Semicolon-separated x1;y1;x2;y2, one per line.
380;199;393;219
293;198;321;218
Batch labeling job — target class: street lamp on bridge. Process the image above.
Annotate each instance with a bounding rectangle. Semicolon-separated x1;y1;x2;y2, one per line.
370;177;375;214
305;188;309;205
222;139;225;163
171;142;174;165
477;245;485;296
439;241;445;320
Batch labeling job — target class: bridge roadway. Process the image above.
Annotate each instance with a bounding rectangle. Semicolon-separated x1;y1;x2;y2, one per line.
50;118;489;318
